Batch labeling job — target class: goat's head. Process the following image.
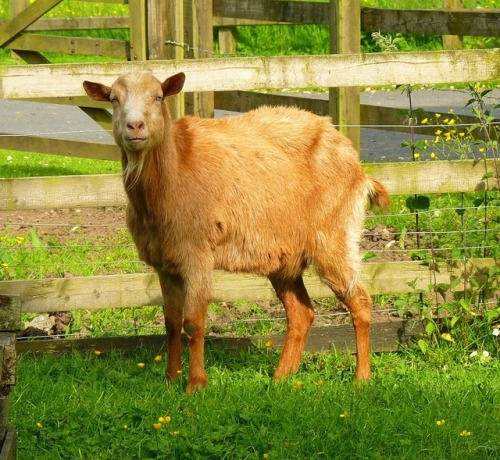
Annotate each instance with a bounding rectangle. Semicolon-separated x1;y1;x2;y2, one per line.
83;71;185;154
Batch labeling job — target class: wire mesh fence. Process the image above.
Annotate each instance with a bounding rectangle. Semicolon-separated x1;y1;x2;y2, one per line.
0;84;499;342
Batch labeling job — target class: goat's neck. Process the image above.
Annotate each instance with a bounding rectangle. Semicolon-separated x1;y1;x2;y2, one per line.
122;125;179;221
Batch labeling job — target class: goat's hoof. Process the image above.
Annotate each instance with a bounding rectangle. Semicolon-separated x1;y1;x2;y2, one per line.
186;372;208;394
186;380;207;395
353;370;372;384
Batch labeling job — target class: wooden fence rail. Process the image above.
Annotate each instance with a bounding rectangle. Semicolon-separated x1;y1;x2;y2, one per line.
1;160;499;211
213;1;500;36
1;258;496;314
0;49;498;100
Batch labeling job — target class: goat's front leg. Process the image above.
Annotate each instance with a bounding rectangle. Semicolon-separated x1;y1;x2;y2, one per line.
183;263;214;393
158;272;185;383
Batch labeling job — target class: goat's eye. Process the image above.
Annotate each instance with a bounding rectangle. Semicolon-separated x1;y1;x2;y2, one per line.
110;95;118;103
155;95;163;102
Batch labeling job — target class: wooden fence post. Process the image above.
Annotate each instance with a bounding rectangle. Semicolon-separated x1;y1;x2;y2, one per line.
147;0;168;61
217;18;238;55
163;0;185;118
443;0;463;50
184;0;214;118
128;0;147;60
149;0;185;119
0;295;21;459
218;27;237;55
329;0;361;153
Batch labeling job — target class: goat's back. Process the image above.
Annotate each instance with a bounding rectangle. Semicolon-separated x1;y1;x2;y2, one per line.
175;105;363;198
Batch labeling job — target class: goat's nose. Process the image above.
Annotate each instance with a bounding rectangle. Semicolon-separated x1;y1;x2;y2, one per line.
127;120;145;130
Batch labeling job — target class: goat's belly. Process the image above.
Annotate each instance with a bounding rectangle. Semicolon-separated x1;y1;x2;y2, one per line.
214;242;307;278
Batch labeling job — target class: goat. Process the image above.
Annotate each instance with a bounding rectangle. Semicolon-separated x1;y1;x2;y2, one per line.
83;71;390;393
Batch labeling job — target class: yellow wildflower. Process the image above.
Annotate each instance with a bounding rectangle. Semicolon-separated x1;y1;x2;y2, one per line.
435;129;442;135
340;410;349;418
36;422;43;429
441;333;454;342
1;263;8;270
263;454;270;459
137;362;145;368
430;152;437;160
413;153;421;160
436;420;445;426
460;430;472;437
265;340;274;348
421;118;428;124
153;423;162;430
154;355;163;362
292;380;303;392
159;416;171;424
94;350;102;356
435;113;441;118
447;119;456;125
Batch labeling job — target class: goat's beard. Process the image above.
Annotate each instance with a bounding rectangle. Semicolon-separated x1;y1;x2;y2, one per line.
123;151;145;190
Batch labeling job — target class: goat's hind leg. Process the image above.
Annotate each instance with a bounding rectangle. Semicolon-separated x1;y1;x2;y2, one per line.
338;284;373;380
269;275;315;380
158;272;185;383
315;256;372;380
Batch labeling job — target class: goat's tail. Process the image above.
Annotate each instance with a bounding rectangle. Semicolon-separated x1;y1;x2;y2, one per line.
366;175;390;209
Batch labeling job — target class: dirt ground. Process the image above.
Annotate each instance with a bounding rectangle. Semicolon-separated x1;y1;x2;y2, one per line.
1;207;411;261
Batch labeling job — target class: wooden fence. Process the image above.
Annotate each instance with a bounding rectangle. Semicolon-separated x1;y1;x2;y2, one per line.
0;49;499;354
0;1;499;355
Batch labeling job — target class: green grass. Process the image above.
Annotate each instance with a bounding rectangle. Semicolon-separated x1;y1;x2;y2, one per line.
0;150;120;178
11;347;500;459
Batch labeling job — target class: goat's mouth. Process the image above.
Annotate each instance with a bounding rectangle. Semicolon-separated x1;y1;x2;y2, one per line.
124;136;147;148
127;136;146;143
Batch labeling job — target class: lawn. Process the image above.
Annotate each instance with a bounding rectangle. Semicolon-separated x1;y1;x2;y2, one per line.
12;347;500;459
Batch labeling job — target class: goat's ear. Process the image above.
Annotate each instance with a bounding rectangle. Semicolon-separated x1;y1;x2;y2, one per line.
83;81;112;102
162;72;185;97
